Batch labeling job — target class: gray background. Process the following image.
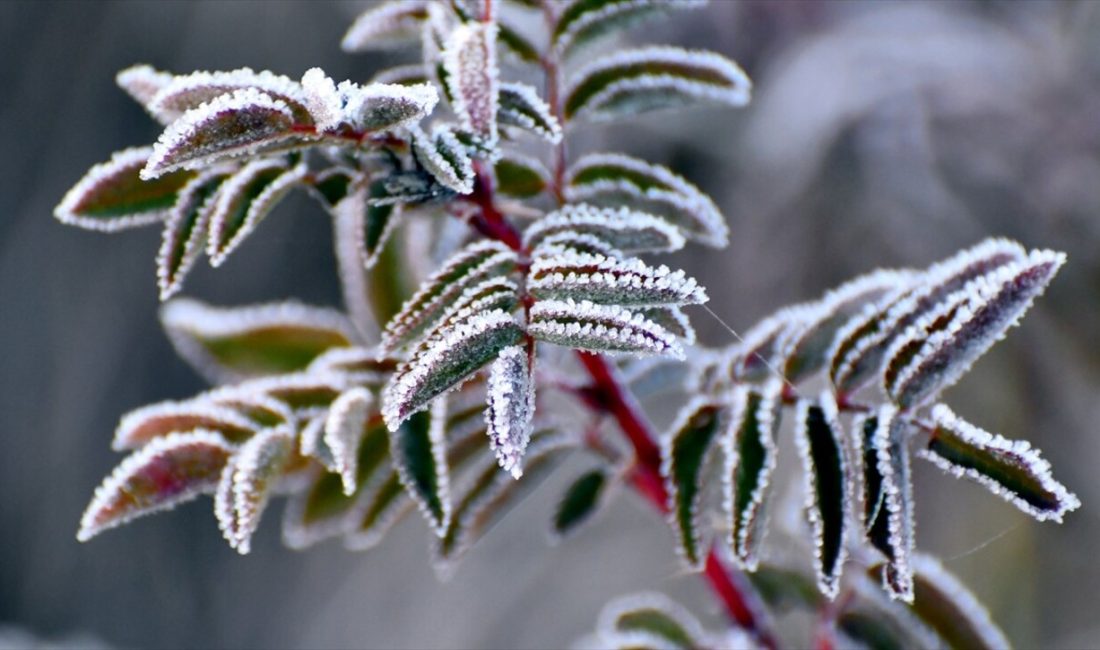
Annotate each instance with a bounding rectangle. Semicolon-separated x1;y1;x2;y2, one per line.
2;1;1099;648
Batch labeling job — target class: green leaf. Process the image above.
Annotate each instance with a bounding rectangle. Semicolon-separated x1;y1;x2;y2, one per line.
498;21;541;64
498;82;562;143
922;404;1079;522
564;152;726;247
553;467;612;538
160;298;357;383
55;147;197;231
389;402;451;535
155;169;229;300
906;554;1011;650
78;431;234;541
494;153;549;198
553;0;707;58
341;0;432;52
597;592;707;650
382;240;519;351
207;159;308;267
383;309;524;429
661;398;725;568
722;381;781;570
794;396;849;599
564;46;750;121
864;406;916;602
412;124;475;194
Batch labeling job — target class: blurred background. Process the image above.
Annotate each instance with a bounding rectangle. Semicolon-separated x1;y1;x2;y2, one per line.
1;1;1098;647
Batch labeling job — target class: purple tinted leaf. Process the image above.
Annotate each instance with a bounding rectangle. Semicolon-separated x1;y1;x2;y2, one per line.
442;22;499;146
207;159;308;266
155;168;229;300
113;399;257;451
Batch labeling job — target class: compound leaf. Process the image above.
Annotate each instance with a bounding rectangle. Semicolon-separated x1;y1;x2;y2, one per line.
523;204;685;254
553;0;707;58
529;249;707;306
529;299;683;359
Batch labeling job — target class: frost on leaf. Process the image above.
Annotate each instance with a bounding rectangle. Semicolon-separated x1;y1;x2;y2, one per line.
830;238;1026;394
78;431;233;542
564;46;751;121
442;22;499;146
497;82;562;144
116;64;176;123
207;159;308;266
155;168;229;300
148;67;313;125
142;88;297;179
383;310;524;429
299;413;335;470
595;592;708;650
341;0;432;52
553;0;707;58
412;124;475;194
529;249;708;307
485;346;536;478
389;402;451;535
412;277;520;357
634;306;695;345
342;82;439;134
726;307;802;383
533;232;625;261
565;153;726;247
661;398;725;568
382;240;518;351
722;380;782;571
344;472;412;551
436;433;571;568
55;147;196;232
922;404;1079;522
523;204;685;254
494;152;549;198
888;249;1065;409
245;373;349;411
908;553;1011;650
497;21;541;64
553;467;612;539
113;398;257;451
837;573;942;650
215;426;295;554
794;395;849;599
160;298;356;383
529;299;684;359
863;405;916;602
325;388;374;495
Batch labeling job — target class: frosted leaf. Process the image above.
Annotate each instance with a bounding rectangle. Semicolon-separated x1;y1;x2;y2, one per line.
661;397;726;568
794;394;849;599
532;231;625;261
207;159;307;266
864;405;916;602
485;346;536;479
240;372;350;412
113;398;256;451
830;238;1026;393
529;249;708;307
142;88;297;179
523;204;685;254
528;299;684;359
721;380;782;571
726;306;803;383
382;240;518;351
343;82;439;134
410;277;520;358
781;269;916;383
299;413;335;470
307;347;399;388
55;147;196;232
565;152;726;247
352;179;404;270
77;430;233;542
389;401;451;535
596;591;708;650
839;572;944;650
341;0;432;52
412;124;475;194
922;404;1079;522
449;0;495;21
442;22;499;146
214;425;295;554
435;432;572;568
155;168;229;300
160;298;356;383
116;64;176;123
383;309;524;429
325;388;374;495
497;82;563;144
202;384;295;428
343;472;413;551
564;46;751;121
328;186;380;338
148;67;313;125
552;466;613;539
370;64;430;88
553;0;707;58
633;306;695;345
889;249;1065;408
908;553;1011;650
493;152;550;198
